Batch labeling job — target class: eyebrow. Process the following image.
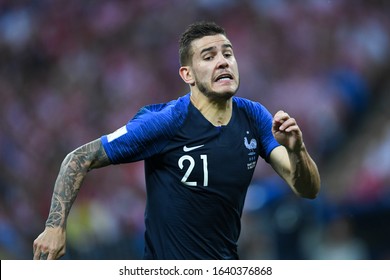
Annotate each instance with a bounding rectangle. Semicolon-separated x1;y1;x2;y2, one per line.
200;43;233;55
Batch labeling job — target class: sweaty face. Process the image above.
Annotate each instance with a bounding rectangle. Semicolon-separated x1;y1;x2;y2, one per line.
190;34;240;100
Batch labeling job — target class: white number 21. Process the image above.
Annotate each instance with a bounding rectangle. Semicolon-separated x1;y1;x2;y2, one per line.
178;155;208;187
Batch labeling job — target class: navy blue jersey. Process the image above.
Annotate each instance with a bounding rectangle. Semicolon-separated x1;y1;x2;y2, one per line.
101;93;279;259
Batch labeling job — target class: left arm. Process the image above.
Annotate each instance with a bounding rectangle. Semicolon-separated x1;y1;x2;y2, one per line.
269;110;320;199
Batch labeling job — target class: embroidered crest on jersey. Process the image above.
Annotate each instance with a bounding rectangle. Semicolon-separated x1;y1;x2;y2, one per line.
244;137;257;150
244;132;257;170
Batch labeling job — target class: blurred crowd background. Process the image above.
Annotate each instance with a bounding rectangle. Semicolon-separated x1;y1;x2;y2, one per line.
1;0;390;260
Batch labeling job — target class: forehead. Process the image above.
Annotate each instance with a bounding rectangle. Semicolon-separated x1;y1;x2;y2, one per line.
191;34;232;54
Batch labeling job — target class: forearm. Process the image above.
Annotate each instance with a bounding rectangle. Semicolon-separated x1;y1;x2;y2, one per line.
288;144;320;199
45;139;110;229
45;153;87;228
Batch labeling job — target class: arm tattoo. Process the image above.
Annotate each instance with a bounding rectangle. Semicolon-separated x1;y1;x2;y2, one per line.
45;139;110;228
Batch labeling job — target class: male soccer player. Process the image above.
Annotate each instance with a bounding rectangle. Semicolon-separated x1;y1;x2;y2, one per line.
33;21;320;260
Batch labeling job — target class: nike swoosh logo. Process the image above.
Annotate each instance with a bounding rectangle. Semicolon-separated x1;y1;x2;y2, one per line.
183;144;204;152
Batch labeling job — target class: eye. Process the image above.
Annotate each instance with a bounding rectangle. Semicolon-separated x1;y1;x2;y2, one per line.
224;52;232;58
204;56;214;61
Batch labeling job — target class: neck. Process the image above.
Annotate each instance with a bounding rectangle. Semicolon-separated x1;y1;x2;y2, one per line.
190;91;233;126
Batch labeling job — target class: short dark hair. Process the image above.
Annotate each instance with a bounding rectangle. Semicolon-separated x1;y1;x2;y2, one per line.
179;21;226;66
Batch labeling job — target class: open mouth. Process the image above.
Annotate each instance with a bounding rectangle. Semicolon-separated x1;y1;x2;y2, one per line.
215;73;233;82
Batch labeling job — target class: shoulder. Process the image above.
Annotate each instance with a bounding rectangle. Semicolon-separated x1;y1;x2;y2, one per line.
127;94;190;135
101;94;191;163
135;93;191;122
233;97;279;161
127;93;191;141
233;96;271;120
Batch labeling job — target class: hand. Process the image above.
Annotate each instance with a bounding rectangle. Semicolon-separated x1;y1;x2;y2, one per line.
272;110;304;153
33;227;66;260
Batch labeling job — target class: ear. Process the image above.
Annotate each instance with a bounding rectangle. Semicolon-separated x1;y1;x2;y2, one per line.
179;66;195;86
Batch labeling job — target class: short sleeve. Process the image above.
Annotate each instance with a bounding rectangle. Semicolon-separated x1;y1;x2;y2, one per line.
101;96;190;164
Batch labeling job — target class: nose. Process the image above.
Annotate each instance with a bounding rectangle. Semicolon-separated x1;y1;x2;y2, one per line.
216;53;229;69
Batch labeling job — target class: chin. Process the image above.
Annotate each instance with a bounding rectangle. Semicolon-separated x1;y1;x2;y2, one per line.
197;80;239;101
203;90;235;101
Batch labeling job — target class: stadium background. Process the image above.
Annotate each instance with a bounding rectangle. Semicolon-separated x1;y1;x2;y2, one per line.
0;0;389;260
